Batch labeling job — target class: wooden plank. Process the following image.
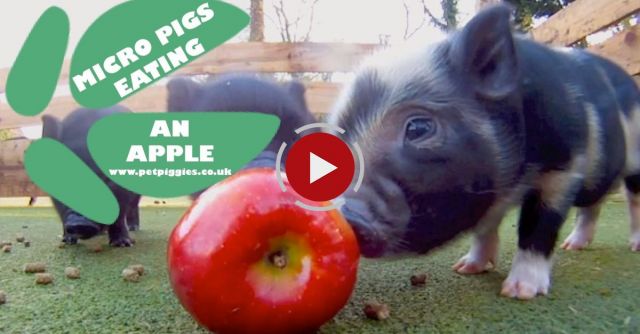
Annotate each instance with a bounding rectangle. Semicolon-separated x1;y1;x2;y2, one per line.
0;43;376;92
174;43;376;75
0;168;45;197
305;81;341;115
0;138;40;197
0;139;29;166
0;81;341;129
588;25;640;76
531;0;640;46
0;84;167;129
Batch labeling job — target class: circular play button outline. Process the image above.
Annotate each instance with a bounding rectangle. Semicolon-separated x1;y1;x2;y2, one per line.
275;122;365;211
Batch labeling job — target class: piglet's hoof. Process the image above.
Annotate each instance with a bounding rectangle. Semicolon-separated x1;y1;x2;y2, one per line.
110;236;135;247
561;228;594;251
501;280;546;300
65;221;101;240
62;235;78;245
452;240;498;275
452;256;494;274
630;233;640;252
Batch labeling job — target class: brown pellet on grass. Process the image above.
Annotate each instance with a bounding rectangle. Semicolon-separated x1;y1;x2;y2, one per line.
0;241;11;247
0;290;6;304
127;264;145;276
410;273;429;287
35;273;54;285
24;241;31;248
122;268;140;282
16;234;25;243
65;267;81;279
91;245;103;253
2;245;11;253
23;262;47;273
363;301;390;320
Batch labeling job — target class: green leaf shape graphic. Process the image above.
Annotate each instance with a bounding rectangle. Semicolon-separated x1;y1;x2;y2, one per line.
24;139;119;224
87;112;279;197
70;0;250;109
6;7;69;116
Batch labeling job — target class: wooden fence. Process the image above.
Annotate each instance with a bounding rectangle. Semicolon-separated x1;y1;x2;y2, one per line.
0;0;639;197
0;43;378;128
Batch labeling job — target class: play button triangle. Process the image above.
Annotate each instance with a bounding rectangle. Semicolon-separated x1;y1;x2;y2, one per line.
309;152;337;184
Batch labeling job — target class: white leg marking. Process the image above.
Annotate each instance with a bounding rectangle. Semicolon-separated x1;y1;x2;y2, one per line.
501;250;552;300
626;191;640;252
561;203;601;251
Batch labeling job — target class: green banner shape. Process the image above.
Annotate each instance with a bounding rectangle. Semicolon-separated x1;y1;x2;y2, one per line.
25;139;120;224
87;112;279;197
6;7;69;116
70;0;249;108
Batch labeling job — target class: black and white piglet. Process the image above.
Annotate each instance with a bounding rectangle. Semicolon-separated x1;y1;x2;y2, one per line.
330;5;640;299
42;106;141;246
166;73;316;192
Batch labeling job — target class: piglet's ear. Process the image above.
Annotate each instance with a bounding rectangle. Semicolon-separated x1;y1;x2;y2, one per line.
41;115;62;140
450;4;518;100
167;76;201;112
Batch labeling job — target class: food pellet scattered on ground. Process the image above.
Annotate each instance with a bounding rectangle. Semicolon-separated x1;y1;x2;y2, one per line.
65;267;81;279
23;262;47;273
92;245;103;253
127;264;145;276
16;234;25;243
363;301;390;320
2;245;11;253
35;273;54;285
410;273;428;286
0;290;6;304
122;268;140;282
23;241;31;247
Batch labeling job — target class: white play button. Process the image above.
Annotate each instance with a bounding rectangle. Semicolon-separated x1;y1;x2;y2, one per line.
309;152;337;184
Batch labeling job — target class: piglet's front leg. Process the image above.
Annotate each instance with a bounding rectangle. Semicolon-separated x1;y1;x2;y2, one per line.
108;210;135;247
453;225;499;274
125;196;141;232
502;168;582;300
454;199;513;275
107;186;139;246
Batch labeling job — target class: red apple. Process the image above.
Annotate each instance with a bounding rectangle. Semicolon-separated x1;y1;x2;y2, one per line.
167;168;360;333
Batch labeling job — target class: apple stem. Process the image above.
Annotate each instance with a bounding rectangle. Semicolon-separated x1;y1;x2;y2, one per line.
268;250;287;269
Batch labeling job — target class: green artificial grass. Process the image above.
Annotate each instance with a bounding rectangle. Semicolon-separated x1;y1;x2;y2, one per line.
0;203;639;333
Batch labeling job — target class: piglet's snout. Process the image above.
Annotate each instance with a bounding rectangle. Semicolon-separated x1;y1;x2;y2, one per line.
341;199;386;258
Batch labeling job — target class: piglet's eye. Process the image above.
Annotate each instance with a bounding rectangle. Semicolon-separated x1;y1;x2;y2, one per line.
405;117;437;143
